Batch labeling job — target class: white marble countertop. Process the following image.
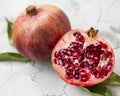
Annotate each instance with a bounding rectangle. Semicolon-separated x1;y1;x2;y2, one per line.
0;0;120;96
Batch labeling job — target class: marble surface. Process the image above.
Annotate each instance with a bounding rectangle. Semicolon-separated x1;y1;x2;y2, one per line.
0;0;120;96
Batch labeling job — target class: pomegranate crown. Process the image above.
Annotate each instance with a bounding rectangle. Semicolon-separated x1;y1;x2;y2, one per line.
26;5;38;16
87;27;98;38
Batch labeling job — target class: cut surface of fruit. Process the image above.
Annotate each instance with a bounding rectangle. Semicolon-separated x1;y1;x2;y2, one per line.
51;27;115;86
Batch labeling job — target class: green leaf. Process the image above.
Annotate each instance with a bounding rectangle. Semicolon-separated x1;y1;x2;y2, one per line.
81;87;103;96
102;72;120;85
5;18;13;45
81;84;112;96
0;52;30;62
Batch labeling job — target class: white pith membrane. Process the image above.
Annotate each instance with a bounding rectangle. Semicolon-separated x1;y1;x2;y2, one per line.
52;28;114;86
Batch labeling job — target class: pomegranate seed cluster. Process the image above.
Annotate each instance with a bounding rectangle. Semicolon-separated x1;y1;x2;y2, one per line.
54;32;113;82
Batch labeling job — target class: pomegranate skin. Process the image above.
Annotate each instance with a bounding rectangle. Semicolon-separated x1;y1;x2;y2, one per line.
12;4;71;60
51;28;115;86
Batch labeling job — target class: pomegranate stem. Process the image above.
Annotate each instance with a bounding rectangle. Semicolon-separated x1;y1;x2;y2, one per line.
87;27;98;38
26;5;38;16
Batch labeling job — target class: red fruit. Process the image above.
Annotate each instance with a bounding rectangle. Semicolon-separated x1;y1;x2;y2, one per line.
51;27;115;86
12;5;71;60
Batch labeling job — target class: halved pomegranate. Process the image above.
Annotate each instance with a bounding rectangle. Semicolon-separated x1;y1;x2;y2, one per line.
51;27;115;86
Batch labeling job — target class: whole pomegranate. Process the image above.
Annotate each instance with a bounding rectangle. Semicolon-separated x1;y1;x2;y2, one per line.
51;27;115;86
12;4;71;60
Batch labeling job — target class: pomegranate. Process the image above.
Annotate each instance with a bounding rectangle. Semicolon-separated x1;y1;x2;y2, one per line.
51;27;115;86
12;4;71;60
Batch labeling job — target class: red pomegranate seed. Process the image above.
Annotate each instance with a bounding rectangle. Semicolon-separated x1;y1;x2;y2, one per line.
100;50;105;54
74;69;80;78
88;64;94;69
74;63;79;68
86;52;95;59
86;53;89;58
90;59;95;65
76;35;85;43
73;69;80;79
69;64;76;70
86;45;92;52
106;63;112;71
94;56;99;60
54;59;64;66
66;69;73;74
77;56;83;62
73;32;85;43
79;61;89;68
94;63;99;67
108;59;113;64
60;60;65;66
54;59;59;65
99;42;108;49
72;51;80;57
102;69;109;76
54;51;59;58
102;43;108;49
70;42;82;47
105;51;112;58
70;46;79;51
95;72;101;78
63;49;69;56
95;51;100;56
94;57;100;65
91;68;97;74
96;45;102;50
74;69;80;74
102;64;111;76
90;68;101;78
80;70;86;75
93;47;97;51
74;74;80;79
81;73;91;82
64;48;72;56
78;44;84;50
61;59;66;64
64;63;71;69
65;74;73;79
66;58;72;63
102;51;113;61
89;44;94;49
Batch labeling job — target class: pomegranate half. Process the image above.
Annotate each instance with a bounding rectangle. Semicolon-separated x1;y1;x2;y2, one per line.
12;4;71;60
51;27;115;86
